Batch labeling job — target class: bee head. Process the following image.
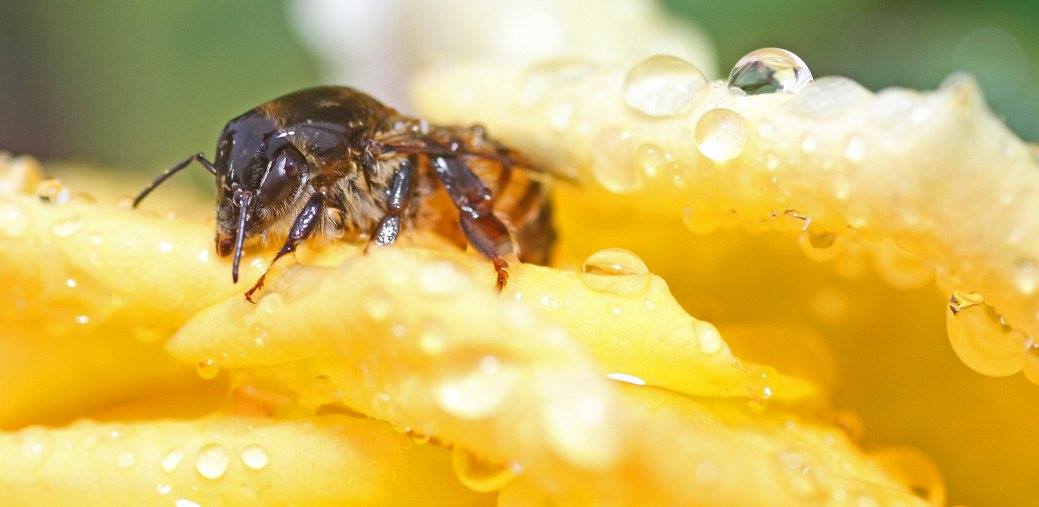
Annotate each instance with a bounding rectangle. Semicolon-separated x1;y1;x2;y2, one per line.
213;115;310;283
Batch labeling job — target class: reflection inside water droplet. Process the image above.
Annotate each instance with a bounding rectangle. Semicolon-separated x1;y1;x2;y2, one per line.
728;47;813;95
195;443;230;479
946;291;1027;376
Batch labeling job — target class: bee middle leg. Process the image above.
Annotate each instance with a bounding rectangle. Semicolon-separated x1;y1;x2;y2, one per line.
368;156;417;249
430;156;516;291
244;192;324;302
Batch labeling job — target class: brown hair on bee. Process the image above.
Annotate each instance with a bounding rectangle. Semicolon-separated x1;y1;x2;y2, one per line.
133;86;556;301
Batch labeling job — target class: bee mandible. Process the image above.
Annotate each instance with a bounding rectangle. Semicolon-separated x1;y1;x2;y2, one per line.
133;86;556;300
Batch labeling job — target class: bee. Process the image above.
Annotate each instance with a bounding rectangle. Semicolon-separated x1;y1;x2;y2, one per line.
133;86;556;301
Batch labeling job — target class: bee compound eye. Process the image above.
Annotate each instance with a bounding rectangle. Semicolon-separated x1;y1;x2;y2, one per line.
258;147;306;207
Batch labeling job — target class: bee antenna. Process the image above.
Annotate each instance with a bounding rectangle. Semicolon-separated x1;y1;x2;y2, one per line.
231;190;252;284
133;153;217;208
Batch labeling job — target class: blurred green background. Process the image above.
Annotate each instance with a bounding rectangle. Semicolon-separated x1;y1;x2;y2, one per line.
2;0;1037;171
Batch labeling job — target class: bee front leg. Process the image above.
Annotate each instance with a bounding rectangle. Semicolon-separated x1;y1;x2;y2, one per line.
368;156;417;248
430;156;517;291
244;192;324;302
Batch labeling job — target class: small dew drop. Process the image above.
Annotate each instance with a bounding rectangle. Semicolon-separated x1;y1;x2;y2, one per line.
1014;259;1037;295
196;359;219;380
728;48;813;95
622;55;707;117
418;262;468;296
240;444;270;470
196;249;210;263
609;305;623;316
409;431;432;446
694;108;749;163
694;321;724;354
156;483;172;495
437;356;515;419
162;448;185;472
35;178;70;204
74;314;91;325
590;127;641;192
946;291;1027;376
174;499;201;507
257;292;283;315
117;451;136;468
580;248;651;297
195;443;230;480
0;204;27;237
51;217;83;238
158;241;174;254
451;447;519;493
1022;342;1039;385
843;136;867;162
363;289;392;320
65;278;77;288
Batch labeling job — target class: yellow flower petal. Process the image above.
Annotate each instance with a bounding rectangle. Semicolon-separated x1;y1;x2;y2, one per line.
0;416;491;506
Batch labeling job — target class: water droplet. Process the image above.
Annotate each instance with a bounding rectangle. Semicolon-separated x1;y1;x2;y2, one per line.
437;356;516;419
451;447;519;493
372;392;394;418
1022;342;1039;385
609;305;622;316
622;55;707;117
308;375;342;405
748;366;778;401
51;217;82;237
844;136;867;162
787;76;872;119
728;48;813;95
363;289;392;320
196;359;219;380
694;108;749;163
774;449;822;498
694;321;724;354
175;499;201;507
241;444;270;470
409;431;432;446
0;204;27;237
19;428;48;469
798;227;842;262
65;278;78;288
35;178;70;204
195;443;230;479
117;451;136;468
800;133;818;153
156;483;172;495
1015;259;1037;295
636;143;667;177
946;291;1027;376
257;292;283;315
158;241;174;254
590;127;641;192
542;387;617;469
606;372;646;385
579;248;651;297
872;447;946;505
418;262;468;296
74;314;91;325
162;448;185;472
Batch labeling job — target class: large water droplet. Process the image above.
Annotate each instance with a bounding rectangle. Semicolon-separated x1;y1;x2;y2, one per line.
946;291;1027;376
622;55;707;117
728;48;813;95
437;356;516;419
694;108;749;163
872;447;946;505
579;248;651;297
451;448;519;493
195;443;230;479
590;127;641;192
240;444;270;470
162;448;185;472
